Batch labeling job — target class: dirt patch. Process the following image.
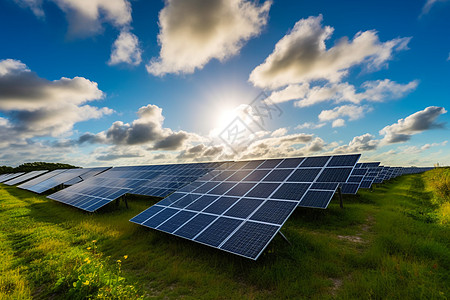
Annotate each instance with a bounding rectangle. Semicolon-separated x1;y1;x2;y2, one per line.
330;278;343;296
337;235;365;243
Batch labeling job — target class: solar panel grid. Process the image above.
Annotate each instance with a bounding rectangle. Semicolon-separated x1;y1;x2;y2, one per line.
131;154;360;260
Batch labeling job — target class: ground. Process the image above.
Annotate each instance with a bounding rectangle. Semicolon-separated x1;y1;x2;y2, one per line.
0;173;448;299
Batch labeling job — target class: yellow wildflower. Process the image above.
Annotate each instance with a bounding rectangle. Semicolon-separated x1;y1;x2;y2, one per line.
83;280;89;285
87;247;91;250
117;259;122;263
124;255;128;260
92;240;97;243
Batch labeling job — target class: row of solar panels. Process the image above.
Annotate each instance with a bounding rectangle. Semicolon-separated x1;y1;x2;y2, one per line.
0;155;433;260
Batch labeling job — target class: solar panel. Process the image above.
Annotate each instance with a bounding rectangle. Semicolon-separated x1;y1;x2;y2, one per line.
340;167;368;195
18;169;67;190
63;167;111;185
23;169;102;194
0;172;25;183
47;163;223;212
3;170;48;186
131;154;360;260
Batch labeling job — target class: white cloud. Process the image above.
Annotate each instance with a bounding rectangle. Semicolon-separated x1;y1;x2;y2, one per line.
51;0;132;36
147;0;271;76
332;133;379;153
108;30;142;66
13;0;44;18
0;59;111;140
319;105;372;122
295;122;326;129
332;119;345;127
421;0;449;16
78;104;197;150
380;106;447;144
249;15;411;89
271;127;288;137
270;79;418;107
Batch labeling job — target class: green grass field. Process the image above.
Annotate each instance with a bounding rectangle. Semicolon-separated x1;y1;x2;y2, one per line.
0;172;449;299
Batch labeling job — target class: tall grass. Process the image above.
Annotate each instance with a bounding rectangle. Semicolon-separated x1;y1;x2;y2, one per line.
423;168;450;224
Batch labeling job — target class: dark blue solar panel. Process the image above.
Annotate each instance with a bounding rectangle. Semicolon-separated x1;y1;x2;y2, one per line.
310;182;339;190
157;211;197;233
185;195;218;211
142;208;179;228
207;182;236;195
287;168;321;182
170;194;201;209
224;198;264;218
277;158;304;168
221;222;279;260
130;206;164;224
243;170;270;181
250;200;297;224
316;168;352;182
242;160;264;169
326;154;360;167
154;192;185;206
194;217;243;247
300;156;330;167
227;170;253;181
212;171;235;181
262;169;293;182
225;182;255;196
203;196;239;214
257;159;282;169
299;191;334;208
341;183;359;194
347;176;363;183
193;182;219;193
352;168;368;176
174;213;218;239
271;183;310;200
245;183;280;198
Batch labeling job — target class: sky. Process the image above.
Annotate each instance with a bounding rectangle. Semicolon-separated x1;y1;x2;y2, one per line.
0;0;449;167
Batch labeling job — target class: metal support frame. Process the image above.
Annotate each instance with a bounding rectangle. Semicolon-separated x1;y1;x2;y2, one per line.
278;231;291;246
337;186;344;209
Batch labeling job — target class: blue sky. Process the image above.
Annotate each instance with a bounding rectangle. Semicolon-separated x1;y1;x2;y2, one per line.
0;0;449;167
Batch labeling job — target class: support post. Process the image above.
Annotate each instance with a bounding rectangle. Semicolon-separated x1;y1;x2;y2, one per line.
278;231;291;246
337;186;343;209
116;198;120;208
124;196;128;209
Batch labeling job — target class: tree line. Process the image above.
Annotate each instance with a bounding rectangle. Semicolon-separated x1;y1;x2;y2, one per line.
0;162;79;174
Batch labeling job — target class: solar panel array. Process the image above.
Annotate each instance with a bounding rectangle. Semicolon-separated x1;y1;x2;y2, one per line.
0;172;25;183
47;163;220;212
2;156;435;261
130;154;360;260
3;170;48;186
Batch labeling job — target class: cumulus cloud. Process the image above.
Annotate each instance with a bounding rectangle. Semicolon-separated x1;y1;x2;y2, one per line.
332;119;345;128
78;104;194;150
0;59;111;140
270;79;418;107
14;0;142;66
249;15;411;89
318;105;372;122
147;0;271;76
332;133;380;153
108;31;142;66
380;106;447;144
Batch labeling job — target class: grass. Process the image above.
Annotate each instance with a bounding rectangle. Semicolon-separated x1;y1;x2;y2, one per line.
0;173;449;299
